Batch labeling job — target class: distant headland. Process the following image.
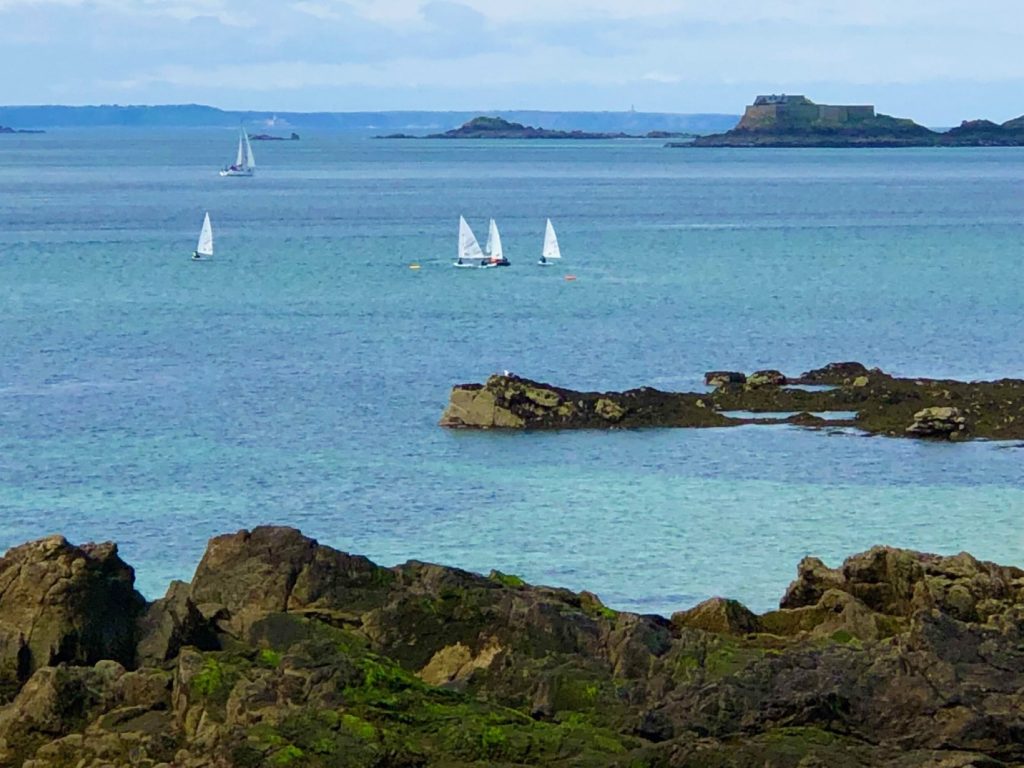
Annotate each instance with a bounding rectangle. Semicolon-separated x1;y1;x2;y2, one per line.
378;115;694;140
0;125;44;134
676;94;1024;148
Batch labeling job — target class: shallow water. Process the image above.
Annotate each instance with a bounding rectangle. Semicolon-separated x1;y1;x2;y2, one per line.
1;131;1023;614
719;411;860;420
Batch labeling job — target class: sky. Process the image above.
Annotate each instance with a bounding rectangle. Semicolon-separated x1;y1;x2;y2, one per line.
1;0;1023;123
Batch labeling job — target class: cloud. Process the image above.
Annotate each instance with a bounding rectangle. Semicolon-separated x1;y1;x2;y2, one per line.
1;0;1023;121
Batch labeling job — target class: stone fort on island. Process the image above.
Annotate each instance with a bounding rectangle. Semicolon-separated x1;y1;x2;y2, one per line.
738;94;876;130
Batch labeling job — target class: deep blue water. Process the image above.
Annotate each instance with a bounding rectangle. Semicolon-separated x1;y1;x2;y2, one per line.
1;130;1023;614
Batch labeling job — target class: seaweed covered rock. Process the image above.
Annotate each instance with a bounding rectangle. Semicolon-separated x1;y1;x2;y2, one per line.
443;363;1024;442
441;374;729;430
4;531;1024;766
705;371;747;388
747;369;787;388
796;361;871;385
0;537;143;697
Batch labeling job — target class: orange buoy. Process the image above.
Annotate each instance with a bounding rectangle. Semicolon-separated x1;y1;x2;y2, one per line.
564;275;577;281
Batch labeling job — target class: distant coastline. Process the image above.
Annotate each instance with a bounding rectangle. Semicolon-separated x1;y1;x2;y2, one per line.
0;125;44;134
677;94;1024;148
0;104;738;136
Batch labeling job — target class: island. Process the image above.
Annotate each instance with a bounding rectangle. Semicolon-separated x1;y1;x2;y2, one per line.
675;94;1024;148
440;361;1024;440
248;132;300;141
378;115;694;140
0;125;44;134
0;526;1022;766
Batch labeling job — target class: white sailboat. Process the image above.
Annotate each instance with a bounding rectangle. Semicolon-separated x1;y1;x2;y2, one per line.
539;219;562;266
219;128;255;177
454;216;487;268
484;218;510;267
192;212;213;261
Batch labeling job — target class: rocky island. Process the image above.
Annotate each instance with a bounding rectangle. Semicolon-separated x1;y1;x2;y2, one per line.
248;132;300;141
2;526;1024;767
676;94;1024;148
380;115;692;140
441;362;1024;441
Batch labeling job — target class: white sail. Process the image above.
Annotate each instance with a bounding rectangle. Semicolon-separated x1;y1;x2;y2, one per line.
244;130;256;168
486;219;504;261
458;216;485;261
234;133;245;168
196;212;214;257
542;219;562;260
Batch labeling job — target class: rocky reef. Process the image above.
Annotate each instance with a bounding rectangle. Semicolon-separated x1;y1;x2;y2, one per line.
1;528;1024;766
378;116;689;140
441;362;1024;441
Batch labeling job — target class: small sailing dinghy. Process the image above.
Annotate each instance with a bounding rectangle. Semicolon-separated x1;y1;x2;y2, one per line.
485;219;510;267
192;212;213;261
539;219;562;266
220;128;255;177
454;216;488;268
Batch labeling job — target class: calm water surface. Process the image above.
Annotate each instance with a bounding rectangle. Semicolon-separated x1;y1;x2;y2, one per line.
1;130;1023;613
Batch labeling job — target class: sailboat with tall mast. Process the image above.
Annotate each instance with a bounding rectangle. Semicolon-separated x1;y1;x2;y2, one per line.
484;219;510;267
192;212;214;261
220;128;255;177
454;216;487;268
538;219;562;266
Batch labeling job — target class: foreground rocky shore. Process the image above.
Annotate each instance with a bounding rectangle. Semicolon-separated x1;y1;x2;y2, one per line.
441;362;1024;441
1;527;1023;766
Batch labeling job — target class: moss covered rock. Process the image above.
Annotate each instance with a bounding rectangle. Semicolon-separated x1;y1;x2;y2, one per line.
4;532;1024;766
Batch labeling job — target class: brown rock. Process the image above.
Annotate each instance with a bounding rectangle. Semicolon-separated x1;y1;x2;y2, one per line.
781;547;1024;622
906;406;968;439
189;527;392;636
136;581;218;666
672;598;761;635
0;536;143;692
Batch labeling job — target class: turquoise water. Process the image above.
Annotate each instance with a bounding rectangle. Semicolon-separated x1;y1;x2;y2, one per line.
1;130;1023;614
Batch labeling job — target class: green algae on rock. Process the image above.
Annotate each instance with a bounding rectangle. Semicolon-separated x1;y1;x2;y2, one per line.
441;364;1024;441
2;527;1024;766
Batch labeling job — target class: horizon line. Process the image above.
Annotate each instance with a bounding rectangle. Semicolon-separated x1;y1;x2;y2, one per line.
0;103;741;116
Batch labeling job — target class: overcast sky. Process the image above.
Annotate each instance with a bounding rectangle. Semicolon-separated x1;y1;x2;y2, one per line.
2;0;1023;123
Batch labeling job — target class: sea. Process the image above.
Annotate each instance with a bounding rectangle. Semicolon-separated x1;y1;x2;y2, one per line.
1;130;1023;615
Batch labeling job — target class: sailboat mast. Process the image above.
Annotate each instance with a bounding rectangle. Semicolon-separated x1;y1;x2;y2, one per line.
244;130;255;169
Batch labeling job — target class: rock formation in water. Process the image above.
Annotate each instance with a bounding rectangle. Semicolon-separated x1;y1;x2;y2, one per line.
376;115;688;140
678;94;1024;148
1;527;1024;766
441;362;1024;441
